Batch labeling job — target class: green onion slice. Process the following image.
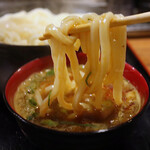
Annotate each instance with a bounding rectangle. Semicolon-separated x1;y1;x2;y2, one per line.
85;72;92;86
40;119;97;128
29;98;37;107
40;119;58;127
48;90;52;106
46;69;54;76
27;112;38;121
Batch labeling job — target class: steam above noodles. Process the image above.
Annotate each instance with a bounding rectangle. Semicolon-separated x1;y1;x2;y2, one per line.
39;12;127;116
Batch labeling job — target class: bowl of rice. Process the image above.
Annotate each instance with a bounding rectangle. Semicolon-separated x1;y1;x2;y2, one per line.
0;8;83;91
0;8;82;45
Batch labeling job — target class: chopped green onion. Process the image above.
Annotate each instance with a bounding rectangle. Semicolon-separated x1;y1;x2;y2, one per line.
40;119;96;128
27;112;38;121
60;108;68;114
46;69;54;76
29;98;37;107
40;119;58;127
81;123;95;127
60;121;75;125
48;91;52;106
85;72;92;86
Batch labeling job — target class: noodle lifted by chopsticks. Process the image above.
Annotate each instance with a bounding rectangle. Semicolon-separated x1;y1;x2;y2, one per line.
40;12;126;116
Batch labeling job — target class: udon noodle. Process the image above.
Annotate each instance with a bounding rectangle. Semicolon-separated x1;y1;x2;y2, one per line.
39;12;128;116
14;12;141;131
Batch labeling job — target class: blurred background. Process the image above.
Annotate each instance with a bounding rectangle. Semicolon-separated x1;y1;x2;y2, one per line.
0;0;150;37
0;0;149;15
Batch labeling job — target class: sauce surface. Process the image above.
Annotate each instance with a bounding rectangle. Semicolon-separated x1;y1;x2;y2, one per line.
14;67;141;132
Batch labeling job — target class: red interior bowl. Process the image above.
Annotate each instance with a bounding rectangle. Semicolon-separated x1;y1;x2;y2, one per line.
3;52;150;148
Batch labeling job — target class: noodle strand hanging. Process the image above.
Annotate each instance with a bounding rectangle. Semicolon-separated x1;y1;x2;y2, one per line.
40;12;127;116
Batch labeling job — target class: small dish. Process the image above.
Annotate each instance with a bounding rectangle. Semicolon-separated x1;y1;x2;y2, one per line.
3;53;149;149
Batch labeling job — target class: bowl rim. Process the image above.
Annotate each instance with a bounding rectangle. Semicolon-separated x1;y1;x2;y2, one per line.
3;54;150;136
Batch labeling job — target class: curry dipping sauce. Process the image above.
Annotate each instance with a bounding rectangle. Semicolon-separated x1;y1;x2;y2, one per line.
14;66;141;132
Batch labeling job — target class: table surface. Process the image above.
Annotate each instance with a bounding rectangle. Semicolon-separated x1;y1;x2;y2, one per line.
128;38;150;76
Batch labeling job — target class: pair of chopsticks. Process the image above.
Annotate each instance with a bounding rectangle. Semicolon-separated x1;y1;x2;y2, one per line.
40;12;150;40
69;12;150;34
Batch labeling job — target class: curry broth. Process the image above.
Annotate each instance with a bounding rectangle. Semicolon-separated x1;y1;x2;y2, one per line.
14;67;141;132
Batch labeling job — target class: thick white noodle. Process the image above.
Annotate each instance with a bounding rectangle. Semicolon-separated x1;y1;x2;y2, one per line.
40;12;127;116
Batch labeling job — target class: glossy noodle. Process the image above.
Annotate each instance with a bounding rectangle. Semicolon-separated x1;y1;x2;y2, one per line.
40;12;127;115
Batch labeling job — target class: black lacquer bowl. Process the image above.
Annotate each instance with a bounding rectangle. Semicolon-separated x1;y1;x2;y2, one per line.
3;53;149;149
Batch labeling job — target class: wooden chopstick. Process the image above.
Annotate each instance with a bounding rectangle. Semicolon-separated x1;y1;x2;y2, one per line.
69;12;150;34
39;11;150;40
111;12;150;27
